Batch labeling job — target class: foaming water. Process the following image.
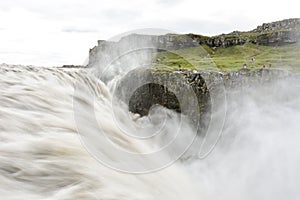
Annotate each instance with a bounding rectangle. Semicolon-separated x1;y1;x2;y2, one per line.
0;64;300;199
0;64;199;199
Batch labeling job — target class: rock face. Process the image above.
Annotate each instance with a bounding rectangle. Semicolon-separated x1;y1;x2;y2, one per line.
252;18;300;45
88;34;199;68
87;18;298;132
255;30;300;45
253;18;300;33
114;68;212;131
115;68;292;133
196;18;300;47
88;18;300;67
198;32;248;48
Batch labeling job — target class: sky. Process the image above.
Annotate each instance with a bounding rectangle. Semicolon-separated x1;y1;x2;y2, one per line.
0;0;299;66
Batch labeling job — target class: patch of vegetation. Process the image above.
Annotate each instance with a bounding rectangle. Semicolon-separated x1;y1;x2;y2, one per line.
154;43;300;72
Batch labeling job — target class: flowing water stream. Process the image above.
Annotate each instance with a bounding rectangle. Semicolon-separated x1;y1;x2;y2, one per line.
0;64;300;199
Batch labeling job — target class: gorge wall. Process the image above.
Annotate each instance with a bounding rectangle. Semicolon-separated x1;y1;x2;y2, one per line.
88;18;300;68
115;67;293;132
87;18;299;130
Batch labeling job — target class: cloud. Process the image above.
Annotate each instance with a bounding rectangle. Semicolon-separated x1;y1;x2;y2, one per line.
62;27;98;33
0;0;299;66
156;0;183;6
102;9;141;22
164;17;258;36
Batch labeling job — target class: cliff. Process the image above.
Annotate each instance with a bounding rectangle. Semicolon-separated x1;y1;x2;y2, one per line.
115;67;293;131
196;18;300;47
88;18;300;68
88;19;299;128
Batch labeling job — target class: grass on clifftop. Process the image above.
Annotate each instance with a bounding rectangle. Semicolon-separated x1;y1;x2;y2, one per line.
154;43;300;72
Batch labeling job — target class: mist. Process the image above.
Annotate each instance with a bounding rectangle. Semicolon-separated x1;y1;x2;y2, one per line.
187;76;300;199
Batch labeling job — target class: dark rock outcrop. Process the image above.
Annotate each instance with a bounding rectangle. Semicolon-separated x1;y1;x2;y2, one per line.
114;68;212;131
193;18;300;47
252;18;300;33
115;67;292;133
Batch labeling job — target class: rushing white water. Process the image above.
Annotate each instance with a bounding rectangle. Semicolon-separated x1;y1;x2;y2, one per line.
0;63;300;199
0;64;200;199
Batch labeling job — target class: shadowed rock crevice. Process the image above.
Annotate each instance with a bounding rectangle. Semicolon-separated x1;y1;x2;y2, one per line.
115;68;212;132
128;83;181;116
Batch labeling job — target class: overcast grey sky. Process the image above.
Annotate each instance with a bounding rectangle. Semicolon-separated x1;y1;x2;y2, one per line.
0;0;299;66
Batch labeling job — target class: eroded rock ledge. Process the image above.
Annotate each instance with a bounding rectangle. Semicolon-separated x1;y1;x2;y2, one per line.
115;68;293;131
